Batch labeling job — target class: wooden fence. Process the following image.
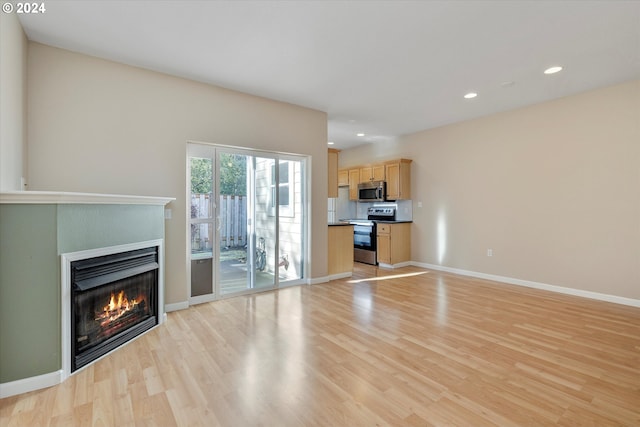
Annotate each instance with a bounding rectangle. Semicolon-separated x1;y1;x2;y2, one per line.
191;194;247;248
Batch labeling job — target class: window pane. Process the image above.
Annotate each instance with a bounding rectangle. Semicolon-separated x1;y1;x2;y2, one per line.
279;184;289;206
190;157;213;219
271;161;291;208
190;157;212;193
191;222;213;257
279;162;288;184
191;194;213;219
219;153;246;196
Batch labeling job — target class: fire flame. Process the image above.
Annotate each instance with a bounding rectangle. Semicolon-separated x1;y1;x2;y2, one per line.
96;290;141;326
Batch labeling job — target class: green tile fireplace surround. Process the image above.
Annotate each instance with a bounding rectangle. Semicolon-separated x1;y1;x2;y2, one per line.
0;192;174;396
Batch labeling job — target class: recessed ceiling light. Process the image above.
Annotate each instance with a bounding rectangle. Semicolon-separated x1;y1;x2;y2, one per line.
357;133;365;137
327;141;334;145
544;66;563;74
464;92;477;99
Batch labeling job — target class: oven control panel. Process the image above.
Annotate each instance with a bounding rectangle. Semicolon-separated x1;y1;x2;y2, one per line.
367;207;396;221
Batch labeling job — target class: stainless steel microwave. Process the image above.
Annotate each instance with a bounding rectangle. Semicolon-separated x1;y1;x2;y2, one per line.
358;181;386;202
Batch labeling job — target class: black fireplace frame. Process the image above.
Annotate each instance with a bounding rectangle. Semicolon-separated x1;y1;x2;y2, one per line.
70;246;159;372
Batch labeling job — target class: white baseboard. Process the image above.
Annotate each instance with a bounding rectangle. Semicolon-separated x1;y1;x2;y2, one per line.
189;294;217;306
413;261;640;308
378;261;412;269
308;276;330;285
165;301;189;312
0;370;63;398
327;271;352;281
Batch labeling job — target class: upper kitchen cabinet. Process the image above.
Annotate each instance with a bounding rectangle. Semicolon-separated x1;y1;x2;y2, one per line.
337;169;349;187
328;148;340;198
385;159;412;200
348;169;360;200
359;164;385;183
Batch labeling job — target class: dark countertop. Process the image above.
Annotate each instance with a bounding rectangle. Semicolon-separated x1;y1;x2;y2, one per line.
328;221;353;226
338;218;413;224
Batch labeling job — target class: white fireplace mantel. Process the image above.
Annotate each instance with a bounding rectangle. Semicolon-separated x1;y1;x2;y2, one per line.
0;190;175;205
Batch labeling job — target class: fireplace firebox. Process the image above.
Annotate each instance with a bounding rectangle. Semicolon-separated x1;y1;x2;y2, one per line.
70;246;159;372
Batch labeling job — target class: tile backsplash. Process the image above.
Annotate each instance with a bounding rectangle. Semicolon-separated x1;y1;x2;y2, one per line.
329;196;413;222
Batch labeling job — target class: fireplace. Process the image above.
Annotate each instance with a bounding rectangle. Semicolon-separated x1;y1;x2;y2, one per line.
70;246;159;372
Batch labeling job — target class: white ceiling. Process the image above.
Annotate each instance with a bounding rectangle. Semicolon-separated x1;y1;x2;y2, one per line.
18;1;640;150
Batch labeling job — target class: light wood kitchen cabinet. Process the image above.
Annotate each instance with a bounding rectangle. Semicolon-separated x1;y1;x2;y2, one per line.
385;159;411;200
359;164;385;183
348;169;360;200
344;158;411;200
338;169;349;186
328;148;339;198
376;222;411;266
328;224;354;276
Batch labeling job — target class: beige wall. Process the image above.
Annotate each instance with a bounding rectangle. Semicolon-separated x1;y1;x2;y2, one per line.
27;43;328;304
0;12;27;191
341;80;640;300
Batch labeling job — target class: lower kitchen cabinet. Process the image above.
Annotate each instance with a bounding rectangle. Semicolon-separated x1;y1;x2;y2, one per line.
376;222;411;266
328;224;354;276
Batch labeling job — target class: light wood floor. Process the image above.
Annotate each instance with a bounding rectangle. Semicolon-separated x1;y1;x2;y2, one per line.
2;264;639;426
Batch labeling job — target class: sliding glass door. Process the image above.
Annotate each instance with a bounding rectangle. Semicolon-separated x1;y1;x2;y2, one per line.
188;143;305;302
217;152;261;295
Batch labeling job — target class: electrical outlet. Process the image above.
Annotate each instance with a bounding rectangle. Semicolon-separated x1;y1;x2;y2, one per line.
417;201;423;208
487;249;493;257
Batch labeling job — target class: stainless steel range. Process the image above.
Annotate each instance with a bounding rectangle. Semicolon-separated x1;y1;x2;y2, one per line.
350;207;396;265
